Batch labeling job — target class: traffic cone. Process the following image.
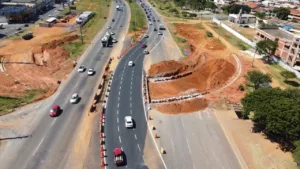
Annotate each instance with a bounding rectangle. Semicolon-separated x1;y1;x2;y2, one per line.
155;133;159;138
100;145;104;152
101;160;105;166
100;133;103;138
101;152;105;158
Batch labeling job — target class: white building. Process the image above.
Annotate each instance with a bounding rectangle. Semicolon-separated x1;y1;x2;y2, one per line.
228;14;257;25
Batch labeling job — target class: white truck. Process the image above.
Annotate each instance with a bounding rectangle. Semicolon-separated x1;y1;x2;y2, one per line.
159;24;165;30
101;32;112;47
76;11;95;24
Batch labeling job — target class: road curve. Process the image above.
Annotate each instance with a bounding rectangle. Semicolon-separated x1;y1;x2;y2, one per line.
0;1;129;169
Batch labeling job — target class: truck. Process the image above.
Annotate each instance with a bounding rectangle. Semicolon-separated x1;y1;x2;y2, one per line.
101;32;112;47
76;11;95;24
159;24;165;30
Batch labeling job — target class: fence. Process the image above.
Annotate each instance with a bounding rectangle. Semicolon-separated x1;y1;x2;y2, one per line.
212;17;256;48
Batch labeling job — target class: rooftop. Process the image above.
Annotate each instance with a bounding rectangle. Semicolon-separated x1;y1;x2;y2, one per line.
262;28;294;40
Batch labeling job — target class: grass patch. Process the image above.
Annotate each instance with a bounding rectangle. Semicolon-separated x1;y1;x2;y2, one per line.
126;0;147;32
148;0;184;18
64;41;85;59
208;23;250;51
194;23;205;30
0;89;46;116
59;8;71;15
267;64;300;88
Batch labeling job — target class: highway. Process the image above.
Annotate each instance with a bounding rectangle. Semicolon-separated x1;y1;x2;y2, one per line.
104;1;164;169
0;1;130;169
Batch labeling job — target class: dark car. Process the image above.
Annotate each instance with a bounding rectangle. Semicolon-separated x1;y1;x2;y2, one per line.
112;19;115;22
22;33;33;40
141;44;147;48
154;28;157;31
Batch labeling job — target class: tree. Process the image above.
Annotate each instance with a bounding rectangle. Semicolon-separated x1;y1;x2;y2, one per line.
205;1;217;12
222;4;251;14
255;12;266;19
245;70;272;90
273;7;290;20
280;70;297;81
293;141;300;165
256;39;278;61
174;0;186;7
241;88;300;146
187;0;207;11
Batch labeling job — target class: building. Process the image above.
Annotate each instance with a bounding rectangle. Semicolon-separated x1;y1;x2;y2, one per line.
254;27;300;71
288;9;300;21
0;0;54;23
228;13;257;25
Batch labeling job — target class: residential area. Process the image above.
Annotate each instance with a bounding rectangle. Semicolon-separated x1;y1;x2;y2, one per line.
0;0;300;169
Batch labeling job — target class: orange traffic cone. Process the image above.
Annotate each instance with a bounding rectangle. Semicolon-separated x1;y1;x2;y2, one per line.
100;145;104;152
101;152;105;158
101;160;105;166
100;133;103;138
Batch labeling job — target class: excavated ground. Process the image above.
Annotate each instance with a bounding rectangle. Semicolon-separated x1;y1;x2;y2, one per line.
149;23;236;101
0;18;78;97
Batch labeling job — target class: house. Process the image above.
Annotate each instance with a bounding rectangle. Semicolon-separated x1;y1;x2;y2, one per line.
228;13;256;25
254;27;300;71
288;9;300;21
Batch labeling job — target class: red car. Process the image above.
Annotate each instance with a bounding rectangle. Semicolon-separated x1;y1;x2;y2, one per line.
114;148;124;166
141;44;147;48
49;105;61;117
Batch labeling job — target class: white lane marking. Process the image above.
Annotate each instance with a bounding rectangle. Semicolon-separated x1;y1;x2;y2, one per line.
119;91;121;95
193;164;196;169
130;110;132;114
130;96;132;101
32;136;45;155
134;134;137;140
118;126;120;132
51;118;57;126
118;97;120;101
137;144;141;151
117;110;119;115
181;118;185;127
117;117;119;123
130;103;132;108
130;91;132;95
186;137;193;155
131;81;132;85
117;103;120;108
119;86;122;90
171;138;175;153
119;136;122;143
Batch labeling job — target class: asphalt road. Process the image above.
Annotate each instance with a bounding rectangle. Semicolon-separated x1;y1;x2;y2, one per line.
104;1;164;169
0;1;130;169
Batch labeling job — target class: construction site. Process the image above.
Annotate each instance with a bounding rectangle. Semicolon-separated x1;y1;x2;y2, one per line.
147;22;253;114
0;15;78;99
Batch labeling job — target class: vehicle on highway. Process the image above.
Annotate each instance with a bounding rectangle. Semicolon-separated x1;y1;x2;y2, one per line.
76;11;95;24
112;38;118;43
144;34;149;38
159;23;165;30
49;105;61;117
144;50;149;54
78;65;86;72
110;32;115;35
158;32;163;35
149;22;152;25
154;28;157;31
87;68;94;76
128;61;134;67
141;44;147;48
70;93;79;104
107;25;111;29
112;19;115;22
125;116;133;128
102;32;112;47
113;148;125;166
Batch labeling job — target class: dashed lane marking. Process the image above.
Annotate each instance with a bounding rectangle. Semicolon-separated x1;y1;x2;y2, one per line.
130;103;132;108
117;117;119;123
137;144;141;151
119;136;122;143
117;110;119;115
118;126;120;132
119;86;122;90
117;103;120;108
134;134;137;140
119;91;121;95
181;118;185;127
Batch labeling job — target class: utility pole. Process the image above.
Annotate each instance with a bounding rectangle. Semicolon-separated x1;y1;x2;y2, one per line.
252;47;258;67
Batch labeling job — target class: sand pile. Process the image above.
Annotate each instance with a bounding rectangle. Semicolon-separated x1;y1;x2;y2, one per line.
149;58;235;99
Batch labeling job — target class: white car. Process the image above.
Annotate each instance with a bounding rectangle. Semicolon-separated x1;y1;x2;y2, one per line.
149;22;152;25
78;65;85;72
125;116;133;128
128;61;134;67
70;93;79;104
144;34;149;38
110;32;115;35
112;39;117;43
158;32;163;35
87;68;94;75
143;50;149;54
107;25;111;29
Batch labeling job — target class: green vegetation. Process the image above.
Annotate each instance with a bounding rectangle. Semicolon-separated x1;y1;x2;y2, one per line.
59;8;71;16
206;31;213;37
222;4;251;14
273;7;290;20
256;39;278;61
64;42;85;59
126;0;147;32
266;64;300;88
245;70;272;90
193;23;205;30
280;70;297;81
255;12;266;19
209;23;250;50
0;89;46;116
241;88;300;164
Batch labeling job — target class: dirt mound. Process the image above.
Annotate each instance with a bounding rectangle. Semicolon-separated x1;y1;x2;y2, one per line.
149;58;235;99
154;98;208;114
148;60;187;77
205;39;226;50
0;34;76;97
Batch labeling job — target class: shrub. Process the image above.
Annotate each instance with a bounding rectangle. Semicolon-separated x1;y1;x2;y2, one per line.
169;8;179;14
238;84;245;91
206;31;213;37
189;13;197;17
